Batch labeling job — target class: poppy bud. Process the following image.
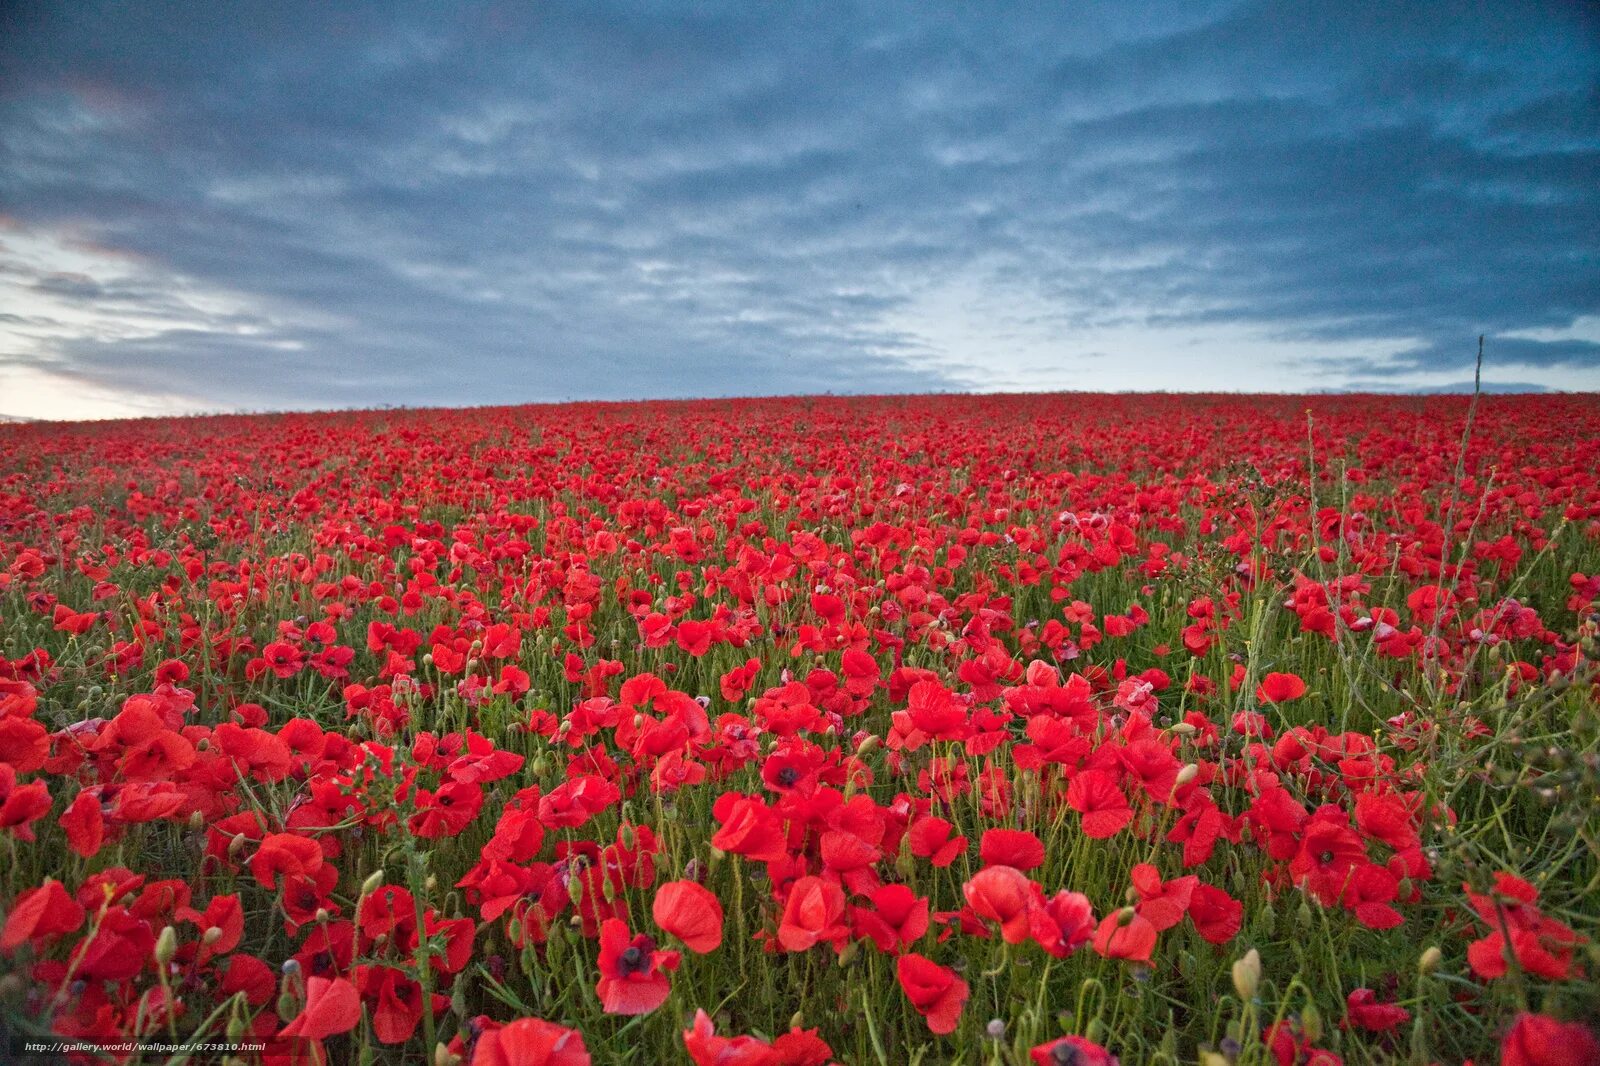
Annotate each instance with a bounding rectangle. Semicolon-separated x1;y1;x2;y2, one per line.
1419;946;1442;975
425;875;437;892
204;926;224;946
1086;1018;1108;1045
1231;948;1261;1000
362;870;385;896
196;738;211;752
1175;763;1200;788
1169;722;1197;736
1297;899;1314;930
1300;1003;1322;1043
434;1045;458;1066
790;1012;805;1030
277;991;299;1022
189;810;205;828
620;824;637;850
315;908;331;923
228;833;248;859
154;926;177;967
856;734;881;757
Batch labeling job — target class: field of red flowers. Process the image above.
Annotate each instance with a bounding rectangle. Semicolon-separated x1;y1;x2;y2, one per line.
1;392;1597;1065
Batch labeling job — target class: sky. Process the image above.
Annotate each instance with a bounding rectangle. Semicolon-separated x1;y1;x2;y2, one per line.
0;1;1597;421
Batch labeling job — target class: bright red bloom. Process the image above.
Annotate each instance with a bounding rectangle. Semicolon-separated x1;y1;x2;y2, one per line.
1500;1012;1600;1066
682;1009;834;1066
778;876;848;953
1343;988;1410;1033
896;953;969;1035
1091;910;1158;964
963;865;1037;944
1187;883;1243;944
854;883;930;953
1129;863;1196;932
470;1016;591;1066
1256;672;1307;703
280;975;361;1041
250;832;325;889
1465;873;1586;981
1067;769;1133;839
595;918;678;1015
1289;817;1366;906
908;816;966;867
653;880;724;954
0;879;85;950
1030;1035;1118;1065
1030;889;1095;959
979;828;1045;871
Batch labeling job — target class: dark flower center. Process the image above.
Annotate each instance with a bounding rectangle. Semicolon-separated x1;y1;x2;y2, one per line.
619;945;649;976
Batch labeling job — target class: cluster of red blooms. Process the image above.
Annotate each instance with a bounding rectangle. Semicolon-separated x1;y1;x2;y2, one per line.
1;393;1598;1063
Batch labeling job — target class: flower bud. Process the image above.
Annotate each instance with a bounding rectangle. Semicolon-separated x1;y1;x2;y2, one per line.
154;926;178;967
1419;946;1442;975
1174;763;1200;788
1231;948;1261;1000
203;926;224;946
1300;1003;1322;1043
362;870;386;896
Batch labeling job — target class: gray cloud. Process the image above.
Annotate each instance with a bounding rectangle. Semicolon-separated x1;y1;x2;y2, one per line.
0;0;1596;418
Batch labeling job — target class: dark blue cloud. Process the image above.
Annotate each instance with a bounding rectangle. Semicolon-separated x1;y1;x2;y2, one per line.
0;0;1596;418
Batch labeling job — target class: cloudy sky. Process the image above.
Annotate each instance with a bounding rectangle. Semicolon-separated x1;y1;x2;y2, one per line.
1;1;1596;420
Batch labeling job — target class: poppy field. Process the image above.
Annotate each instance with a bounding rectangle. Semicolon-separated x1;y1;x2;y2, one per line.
0;391;1597;1065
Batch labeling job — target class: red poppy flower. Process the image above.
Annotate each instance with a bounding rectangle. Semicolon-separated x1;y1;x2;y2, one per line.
1500;1012;1600;1066
470;1016;591;1066
1091;910;1158;964
896;953;969;1035
280;975;361;1041
1030;889;1095;959
1343;988;1410;1033
963;865;1037;944
1129;863;1197;932
653;880;723;954
979;829;1045;871
682;1009;834;1066
777;876;848;953
595;918;678;1015
1187;883;1243;944
1030;1035;1118;1066
1066;769;1133;839
1256;672;1307;703
853;883;930;953
0;879;85;950
249;832;325;890
908;816;967;867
